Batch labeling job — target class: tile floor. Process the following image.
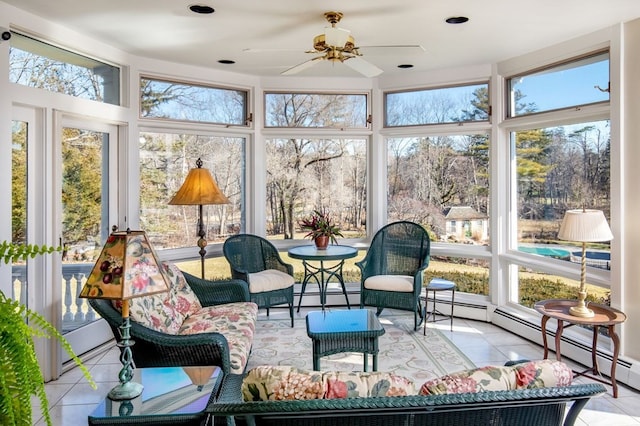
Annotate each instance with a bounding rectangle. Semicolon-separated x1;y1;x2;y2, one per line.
36;309;640;426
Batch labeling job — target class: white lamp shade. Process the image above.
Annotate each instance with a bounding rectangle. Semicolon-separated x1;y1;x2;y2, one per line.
557;209;613;242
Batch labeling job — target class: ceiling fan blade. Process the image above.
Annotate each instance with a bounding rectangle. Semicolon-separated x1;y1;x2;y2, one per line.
281;56;324;76
343;57;383;77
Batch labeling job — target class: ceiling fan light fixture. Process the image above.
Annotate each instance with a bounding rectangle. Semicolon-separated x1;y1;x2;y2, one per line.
325;26;351;48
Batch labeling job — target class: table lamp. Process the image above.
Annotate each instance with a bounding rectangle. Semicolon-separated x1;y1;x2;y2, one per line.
557;209;613;318
169;158;229;279
80;229;170;400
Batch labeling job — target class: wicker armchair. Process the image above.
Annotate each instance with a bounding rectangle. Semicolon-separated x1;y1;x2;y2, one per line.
357;221;431;331
89;271;252;374
223;234;295;327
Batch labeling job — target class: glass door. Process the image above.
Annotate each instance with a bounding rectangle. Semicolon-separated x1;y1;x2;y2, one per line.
57;116;119;364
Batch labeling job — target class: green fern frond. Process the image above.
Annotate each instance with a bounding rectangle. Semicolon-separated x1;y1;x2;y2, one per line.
0;241;95;426
0;241;63;264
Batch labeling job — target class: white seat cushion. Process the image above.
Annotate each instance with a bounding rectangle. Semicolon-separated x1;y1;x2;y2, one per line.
248;269;295;293
364;275;414;292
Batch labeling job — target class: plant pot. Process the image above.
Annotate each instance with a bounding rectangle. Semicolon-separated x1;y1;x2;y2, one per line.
314;236;329;250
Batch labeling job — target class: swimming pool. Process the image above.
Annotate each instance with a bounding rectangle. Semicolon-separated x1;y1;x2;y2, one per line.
518;246;570;258
519;245;611;269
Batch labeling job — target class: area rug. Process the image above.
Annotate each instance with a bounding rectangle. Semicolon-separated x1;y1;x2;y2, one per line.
247;310;475;385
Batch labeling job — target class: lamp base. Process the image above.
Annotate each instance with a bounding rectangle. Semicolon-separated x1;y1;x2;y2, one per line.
569;303;595;318
569;289;595;318
108;380;144;400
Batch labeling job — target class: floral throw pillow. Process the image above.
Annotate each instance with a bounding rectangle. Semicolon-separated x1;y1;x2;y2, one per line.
514;360;573;389
324;371;416;398
419;365;516;395
242;366;324;401
161;262;202;316
242;366;416;401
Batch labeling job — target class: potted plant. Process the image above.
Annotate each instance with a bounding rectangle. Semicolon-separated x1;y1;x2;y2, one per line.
0;241;95;426
299;210;343;249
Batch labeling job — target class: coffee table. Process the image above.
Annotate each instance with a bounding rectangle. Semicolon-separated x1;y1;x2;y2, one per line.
88;366;221;425
306;309;385;372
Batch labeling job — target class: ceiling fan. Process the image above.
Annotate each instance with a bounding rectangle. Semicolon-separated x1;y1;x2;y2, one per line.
282;11;420;78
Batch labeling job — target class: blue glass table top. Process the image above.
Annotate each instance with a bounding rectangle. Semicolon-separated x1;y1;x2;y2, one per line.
288;244;358;261
89;366;221;424
306;309;383;335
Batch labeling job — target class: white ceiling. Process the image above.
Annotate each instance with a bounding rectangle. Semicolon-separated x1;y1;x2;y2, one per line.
4;0;640;78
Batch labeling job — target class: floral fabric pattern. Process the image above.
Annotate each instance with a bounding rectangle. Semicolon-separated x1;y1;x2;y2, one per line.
419;360;573;395
514;359;573;389
324;371;415;398
242;366;416;401
419;365;516;395
180;301;258;374
242;366;324;401
114;262;257;374
124;261;202;334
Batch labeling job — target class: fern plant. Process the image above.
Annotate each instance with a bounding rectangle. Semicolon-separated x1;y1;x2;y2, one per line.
0;242;96;426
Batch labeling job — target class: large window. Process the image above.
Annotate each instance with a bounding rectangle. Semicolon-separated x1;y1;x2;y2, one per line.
507;51;609;117
387;134;490;244
265;137;367;240
264;92;368;128
140;77;248;125
385;83;490;127
9;32;120;105
507;51;611;307
139;132;244;249
514;120;611;268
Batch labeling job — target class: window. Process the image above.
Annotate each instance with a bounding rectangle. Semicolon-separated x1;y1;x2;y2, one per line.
385;83;489;127
139;132;244;249
140;77;248;125
427;256;490;297
387;134;490;244
9;32;120;105
507;51;609;117
515;120;611;270
264;92;368;128
265;137;367;240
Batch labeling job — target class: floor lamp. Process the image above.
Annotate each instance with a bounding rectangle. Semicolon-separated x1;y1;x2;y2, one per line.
557;209;613;318
80;229;170;400
169;158;229;279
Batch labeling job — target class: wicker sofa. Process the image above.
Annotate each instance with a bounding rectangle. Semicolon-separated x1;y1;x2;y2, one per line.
208;363;607;426
89;262;258;375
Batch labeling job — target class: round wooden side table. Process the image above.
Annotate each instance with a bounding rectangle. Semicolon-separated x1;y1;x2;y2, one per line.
534;299;626;397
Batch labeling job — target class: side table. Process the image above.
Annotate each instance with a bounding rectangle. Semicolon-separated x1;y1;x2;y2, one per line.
88;366;221;425
422;278;456;334
288;245;357;311
534;299;626;397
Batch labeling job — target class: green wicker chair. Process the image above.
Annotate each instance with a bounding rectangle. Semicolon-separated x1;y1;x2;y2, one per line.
223;234;295;327
357;221;431;331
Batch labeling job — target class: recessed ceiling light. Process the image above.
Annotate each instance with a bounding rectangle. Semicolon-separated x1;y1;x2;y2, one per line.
398;64;414;69
446;16;469;24
218;59;235;65
189;4;215;14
